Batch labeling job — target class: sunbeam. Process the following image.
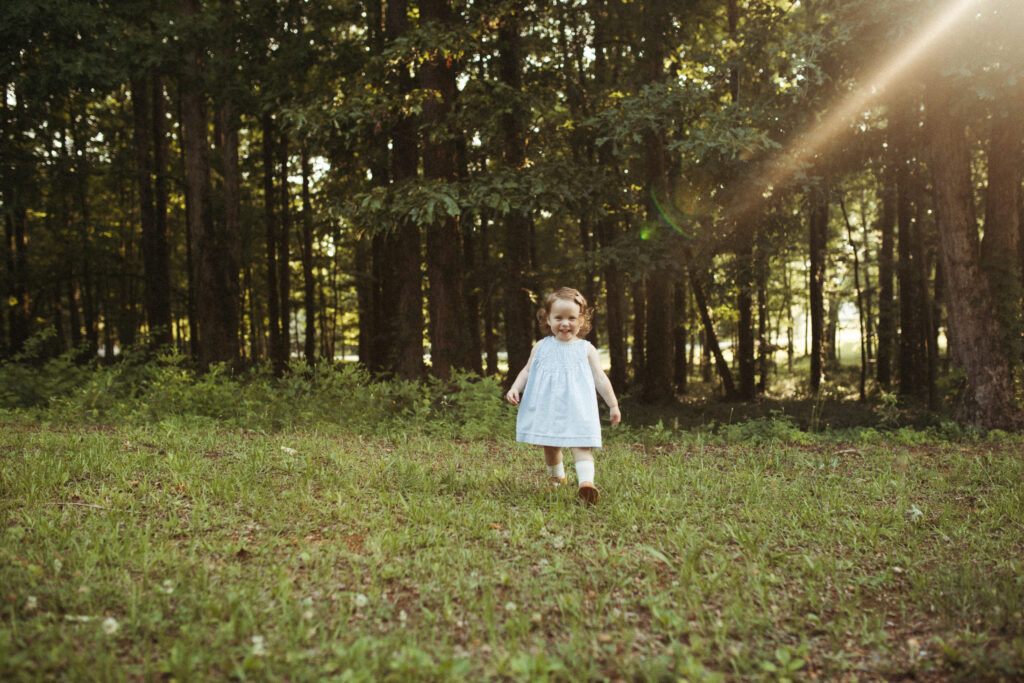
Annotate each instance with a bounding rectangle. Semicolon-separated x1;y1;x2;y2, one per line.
726;0;982;221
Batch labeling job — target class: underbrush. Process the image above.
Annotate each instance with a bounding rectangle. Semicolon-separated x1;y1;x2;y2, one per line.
3;343;1020;448
1;349;514;440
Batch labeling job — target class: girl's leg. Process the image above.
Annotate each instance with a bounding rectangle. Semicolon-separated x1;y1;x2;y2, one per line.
570;447;599;504
543;446;563;466
543;446;566;486
569;447;593;464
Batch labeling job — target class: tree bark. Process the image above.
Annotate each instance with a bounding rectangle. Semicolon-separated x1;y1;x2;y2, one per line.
420;0;471;380
131;77;159;346
498;9;536;384
151;75;173;347
277;132;292;362
640;0;674;403
808;183;828;393
876;166;896;390
631;277;646;382
892;96;930;397
385;0;425;380
300;150;316;363
980;93;1024;361
178;0;239;366
597;214;626;391
926;81;1019;428
674;279;688;393
262;113;283;371
218;98;243;360
736;235;756;399
4;210;29;354
756;249;770;393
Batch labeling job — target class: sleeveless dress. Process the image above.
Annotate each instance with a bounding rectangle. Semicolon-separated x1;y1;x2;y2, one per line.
516;336;602;448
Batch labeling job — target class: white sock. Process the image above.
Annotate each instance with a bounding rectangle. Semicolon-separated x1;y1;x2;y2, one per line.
575;460;595;486
547;462;565;479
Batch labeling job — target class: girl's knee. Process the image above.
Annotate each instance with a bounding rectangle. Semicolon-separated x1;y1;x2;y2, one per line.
571;447;593;463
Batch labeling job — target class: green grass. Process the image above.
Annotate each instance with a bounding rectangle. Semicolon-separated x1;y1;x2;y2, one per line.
2;420;1023;681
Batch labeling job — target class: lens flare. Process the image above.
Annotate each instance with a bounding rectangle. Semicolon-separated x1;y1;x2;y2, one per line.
649;179;711;240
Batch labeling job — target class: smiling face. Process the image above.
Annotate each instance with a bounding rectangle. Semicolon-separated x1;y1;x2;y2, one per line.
546;298;582;342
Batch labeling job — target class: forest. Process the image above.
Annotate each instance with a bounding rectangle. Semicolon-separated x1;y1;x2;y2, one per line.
3;0;1023;428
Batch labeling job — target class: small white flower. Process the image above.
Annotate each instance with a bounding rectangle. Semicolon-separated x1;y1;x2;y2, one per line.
504;601;517;612
353;593;369;608
303;609;314;620
905;504;924;522
552;536;565;549
24;595;38;613
102;617;119;635
398;609;408;623
251;635;267;656
161;580;175;594
280;446;298;455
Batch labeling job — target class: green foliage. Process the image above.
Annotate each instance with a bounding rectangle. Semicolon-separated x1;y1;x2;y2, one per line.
27;357;515;438
718;410;810;445
0;329;93;409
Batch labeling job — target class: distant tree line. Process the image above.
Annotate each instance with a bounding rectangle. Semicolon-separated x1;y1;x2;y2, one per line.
2;0;1022;428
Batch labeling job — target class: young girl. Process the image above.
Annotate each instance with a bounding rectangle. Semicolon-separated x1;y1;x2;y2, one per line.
506;287;621;504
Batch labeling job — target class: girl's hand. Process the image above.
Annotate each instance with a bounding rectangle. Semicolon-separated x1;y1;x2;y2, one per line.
610;406;621;427
506;388;520;405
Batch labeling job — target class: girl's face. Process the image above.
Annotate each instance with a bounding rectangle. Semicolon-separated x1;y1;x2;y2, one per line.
547;298;581;342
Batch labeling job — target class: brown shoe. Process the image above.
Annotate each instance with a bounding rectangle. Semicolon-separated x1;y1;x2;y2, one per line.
546;476;568;489
577;482;599;505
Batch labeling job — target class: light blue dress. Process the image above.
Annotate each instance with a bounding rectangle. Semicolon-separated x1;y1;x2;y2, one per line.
516;336;602;448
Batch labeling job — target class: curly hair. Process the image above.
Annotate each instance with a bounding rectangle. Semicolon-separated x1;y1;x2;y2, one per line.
536;287;594;338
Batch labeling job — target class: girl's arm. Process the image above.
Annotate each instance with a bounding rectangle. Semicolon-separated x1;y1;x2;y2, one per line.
586;344;621;426
506;343;539;405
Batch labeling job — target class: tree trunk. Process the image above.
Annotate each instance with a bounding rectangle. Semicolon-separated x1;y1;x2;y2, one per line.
300;150;316;363
631;277;646;383
4;210;29;354
640;0;674;403
809;183;828;393
277;132;292;363
386;0;425;380
481;217;498;376
673;278;688;393
893;96;930;397
981;94;1024;362
840;195;867;401
736;236;756;399
690;265;737;399
262;114;282;371
498;10;536;384
218;98;243;360
926;81;1019;428
421;0;470;380
875;166;896;390
151;75;173;347
131;77;160;346
179;0;239;366
756;249;770;393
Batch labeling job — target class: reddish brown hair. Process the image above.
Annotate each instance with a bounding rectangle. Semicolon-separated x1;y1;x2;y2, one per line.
536;287;593;338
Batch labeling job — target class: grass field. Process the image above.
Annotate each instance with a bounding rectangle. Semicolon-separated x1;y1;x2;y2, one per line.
2;418;1023;681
